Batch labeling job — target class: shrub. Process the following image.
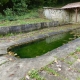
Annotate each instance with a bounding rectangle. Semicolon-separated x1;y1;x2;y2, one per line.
0;13;4;21
3;8;16;21
13;0;28;16
3;8;13;16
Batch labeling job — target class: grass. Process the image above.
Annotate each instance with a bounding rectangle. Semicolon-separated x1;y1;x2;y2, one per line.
28;69;45;80
68;47;80;59
19;77;25;80
73;55;78;59
64;78;69;80
69;52;75;56
76;47;80;52
0;33;17;37
67;47;80;60
0;8;51;27
0;18;51;27
42;66;60;76
64;56;77;66
77;77;80;80
58;57;65;61
65;61;74;65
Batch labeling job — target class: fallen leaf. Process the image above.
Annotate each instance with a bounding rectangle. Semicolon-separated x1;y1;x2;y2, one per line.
25;75;30;80
58;68;61;71
9;58;13;61
54;58;58;63
77;59;80;62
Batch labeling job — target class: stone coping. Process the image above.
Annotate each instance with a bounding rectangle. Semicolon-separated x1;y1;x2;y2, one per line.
43;7;63;10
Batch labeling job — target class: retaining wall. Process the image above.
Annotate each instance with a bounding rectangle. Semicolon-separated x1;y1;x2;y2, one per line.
0;21;59;35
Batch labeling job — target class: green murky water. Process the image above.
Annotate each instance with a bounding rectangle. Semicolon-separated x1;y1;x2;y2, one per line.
9;30;79;58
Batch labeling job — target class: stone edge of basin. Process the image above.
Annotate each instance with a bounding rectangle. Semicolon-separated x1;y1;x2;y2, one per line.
0;27;80;55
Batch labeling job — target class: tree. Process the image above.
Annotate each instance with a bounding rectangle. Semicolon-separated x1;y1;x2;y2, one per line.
0;0;9;6
12;0;28;15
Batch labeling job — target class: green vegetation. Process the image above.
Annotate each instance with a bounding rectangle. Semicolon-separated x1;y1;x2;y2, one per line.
0;0;80;10
64;78;69;80
19;77;25;80
22;44;80;80
68;52;78;59
9;32;75;58
0;0;80;26
58;57;65;61
77;77;80;80
42;66;60;76
28;69;45;80
76;47;80;52
65;60;74;65
0;18;51;26
64;56;77;66
73;55;78;59
69;52;75;56
0;0;9;6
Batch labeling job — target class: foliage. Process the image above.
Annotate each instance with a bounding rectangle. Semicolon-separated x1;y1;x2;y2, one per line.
28;69;45;80
0;0;9;6
0;0;80;17
77;77;80;80
76;47;80;52
0;18;51;26
0;8;39;21
27;0;44;9
0;13;4;21
3;8;16;21
4;8;13;16
1;0;80;9
44;0;58;6
19;77;25;80
42;66;60;76
12;0;28;15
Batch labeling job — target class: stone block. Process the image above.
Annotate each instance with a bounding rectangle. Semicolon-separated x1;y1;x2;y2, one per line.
21;24;32;32
49;22;54;27
0;27;9;35
9;25;21;33
30;24;37;31
45;22;50;28
54;21;59;27
35;23;41;30
41;22;44;29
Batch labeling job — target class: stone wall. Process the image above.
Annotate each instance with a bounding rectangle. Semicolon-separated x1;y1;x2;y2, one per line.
0;21;59;35
43;7;80;23
43;7;69;24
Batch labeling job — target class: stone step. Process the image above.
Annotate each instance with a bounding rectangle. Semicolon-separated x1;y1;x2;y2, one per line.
39;70;64;80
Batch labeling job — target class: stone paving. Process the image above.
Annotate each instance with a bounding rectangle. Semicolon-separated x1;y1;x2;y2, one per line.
0;24;80;80
28;50;80;80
